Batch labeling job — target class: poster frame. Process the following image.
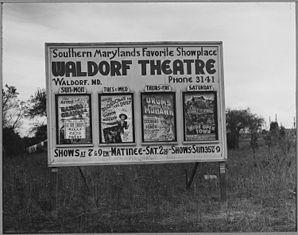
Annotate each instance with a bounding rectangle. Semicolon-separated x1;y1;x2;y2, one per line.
98;92;135;145
55;93;93;146
140;91;177;144
182;91;219;143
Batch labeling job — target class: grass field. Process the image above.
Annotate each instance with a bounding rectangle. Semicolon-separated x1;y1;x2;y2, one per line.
3;139;297;233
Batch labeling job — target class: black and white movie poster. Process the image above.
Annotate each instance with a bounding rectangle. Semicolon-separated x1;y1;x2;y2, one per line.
183;92;218;141
99;93;134;144
141;92;176;142
56;94;92;145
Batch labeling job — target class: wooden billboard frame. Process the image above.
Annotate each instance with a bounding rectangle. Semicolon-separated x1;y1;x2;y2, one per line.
45;41;227;167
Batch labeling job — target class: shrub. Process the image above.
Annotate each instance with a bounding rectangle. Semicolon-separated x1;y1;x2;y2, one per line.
3;127;25;157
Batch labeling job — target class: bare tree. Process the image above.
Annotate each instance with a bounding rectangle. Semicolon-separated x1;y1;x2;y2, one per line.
2;84;26;131
26;88;47;141
26;88;46;118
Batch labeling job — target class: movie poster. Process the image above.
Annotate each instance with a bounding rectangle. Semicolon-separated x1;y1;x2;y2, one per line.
183;92;218;141
141;92;176;142
56;95;92;145
99;93;134;144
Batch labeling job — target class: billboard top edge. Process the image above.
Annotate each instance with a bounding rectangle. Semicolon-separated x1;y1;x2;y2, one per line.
45;41;223;48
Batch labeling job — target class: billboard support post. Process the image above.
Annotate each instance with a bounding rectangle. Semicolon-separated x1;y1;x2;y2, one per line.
78;167;91;195
50;168;59;217
186;162;199;189
219;162;226;201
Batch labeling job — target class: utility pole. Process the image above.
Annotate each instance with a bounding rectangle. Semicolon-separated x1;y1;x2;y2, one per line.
275;114;278;123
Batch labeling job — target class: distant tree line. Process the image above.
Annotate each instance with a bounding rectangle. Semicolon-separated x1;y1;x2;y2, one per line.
226;108;264;151
226;108;294;157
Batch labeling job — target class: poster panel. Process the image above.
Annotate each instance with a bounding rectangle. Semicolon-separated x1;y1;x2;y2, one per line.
56;94;92;145
99;93;135;144
141;92;177;143
183;91;218;141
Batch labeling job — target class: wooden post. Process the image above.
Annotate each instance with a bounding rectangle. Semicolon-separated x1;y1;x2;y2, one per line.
186;162;199;189
219;162;226;201
51;168;59;216
78;167;91;195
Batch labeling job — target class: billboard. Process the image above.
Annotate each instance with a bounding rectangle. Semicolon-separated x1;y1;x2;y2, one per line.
46;42;226;167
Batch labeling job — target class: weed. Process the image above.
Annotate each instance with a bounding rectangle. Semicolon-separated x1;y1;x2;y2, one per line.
2;139;296;233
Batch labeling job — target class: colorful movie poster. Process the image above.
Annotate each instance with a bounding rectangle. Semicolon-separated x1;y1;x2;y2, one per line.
56;95;92;144
183;92;217;141
141;92;176;142
99;94;134;144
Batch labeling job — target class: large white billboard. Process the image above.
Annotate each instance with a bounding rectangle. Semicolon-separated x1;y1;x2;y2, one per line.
46;42;227;167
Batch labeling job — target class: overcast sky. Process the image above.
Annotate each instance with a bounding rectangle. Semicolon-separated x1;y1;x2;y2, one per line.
2;2;296;134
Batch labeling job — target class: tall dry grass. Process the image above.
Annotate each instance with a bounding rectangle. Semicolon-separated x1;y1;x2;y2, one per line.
3;136;296;233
